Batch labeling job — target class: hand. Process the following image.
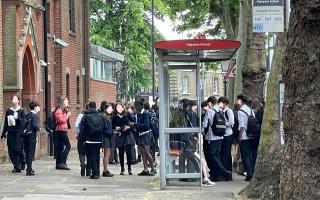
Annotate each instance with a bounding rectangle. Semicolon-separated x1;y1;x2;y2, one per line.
128;122;135;127
1;134;6;140
115;126;121;131
67;112;71;117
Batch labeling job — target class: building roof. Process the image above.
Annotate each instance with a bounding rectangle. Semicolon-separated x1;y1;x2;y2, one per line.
155;39;241;62
90;45;124;62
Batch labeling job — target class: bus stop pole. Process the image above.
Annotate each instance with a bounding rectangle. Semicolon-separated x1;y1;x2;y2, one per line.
158;51;166;190
197;50;203;188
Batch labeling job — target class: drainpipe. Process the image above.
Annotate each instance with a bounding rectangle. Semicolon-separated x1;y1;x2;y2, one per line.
43;0;52;155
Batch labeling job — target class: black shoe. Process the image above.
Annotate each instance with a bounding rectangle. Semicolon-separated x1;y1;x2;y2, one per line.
12;169;21;173
26;170;35;176
245;176;252;182
102;171;114;177
56;164;69;170
21;163;26;171
109;161;118;165
157;153;160;157
86;171;91;177
90;175;100;179
62;164;70;170
128;170;133;176
137;157;142;163
120;170;125;175
138;170;154;176
224;172;233;182
81;166;85;177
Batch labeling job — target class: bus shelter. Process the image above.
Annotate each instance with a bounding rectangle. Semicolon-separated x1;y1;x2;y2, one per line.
155;39;241;189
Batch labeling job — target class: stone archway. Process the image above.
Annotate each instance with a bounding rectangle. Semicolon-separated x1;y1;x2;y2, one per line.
22;46;36;111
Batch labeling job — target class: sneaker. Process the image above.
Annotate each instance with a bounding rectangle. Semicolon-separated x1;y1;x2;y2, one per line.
202;180;215;186
26;170;35;176
138;170;154;176
102;171;114;177
150;169;157;175
245;176;252;182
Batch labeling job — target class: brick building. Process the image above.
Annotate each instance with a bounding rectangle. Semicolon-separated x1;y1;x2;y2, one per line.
89;45;123;106
0;0;90;162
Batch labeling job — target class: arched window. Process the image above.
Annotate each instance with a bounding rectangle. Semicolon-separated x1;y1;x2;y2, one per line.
213;77;219;94
182;76;189;93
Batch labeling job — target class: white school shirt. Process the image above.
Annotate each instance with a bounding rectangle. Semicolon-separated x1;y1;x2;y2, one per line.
224;107;234;137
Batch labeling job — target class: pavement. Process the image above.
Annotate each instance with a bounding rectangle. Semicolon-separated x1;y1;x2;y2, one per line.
0;149;248;200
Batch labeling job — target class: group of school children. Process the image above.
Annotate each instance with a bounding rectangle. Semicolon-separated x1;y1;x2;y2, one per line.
74;98;159;179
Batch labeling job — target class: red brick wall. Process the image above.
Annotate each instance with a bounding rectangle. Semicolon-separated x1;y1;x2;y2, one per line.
0;0;5;161
90;79;117;106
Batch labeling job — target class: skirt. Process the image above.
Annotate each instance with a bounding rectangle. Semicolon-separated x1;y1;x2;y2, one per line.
102;136;113;149
137;131;153;146
115;133;135;148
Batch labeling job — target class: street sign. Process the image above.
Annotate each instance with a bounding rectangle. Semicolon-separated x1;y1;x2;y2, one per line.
225;59;237;80
252;0;284;33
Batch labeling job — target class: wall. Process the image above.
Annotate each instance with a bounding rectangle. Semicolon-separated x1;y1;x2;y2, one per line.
90;79;117;106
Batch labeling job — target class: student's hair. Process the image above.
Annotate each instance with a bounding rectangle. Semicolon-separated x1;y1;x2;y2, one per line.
251;99;261;110
29;101;39;110
207;96;217;105
114;103;127;117
188;100;197;107
88;101;96;109
144;102;151;110
134;100;144;113
233;104;241;111
201;101;208;108
180;98;189;110
56;96;67;108
100;101;108;113
237;94;248;104
218;96;229;104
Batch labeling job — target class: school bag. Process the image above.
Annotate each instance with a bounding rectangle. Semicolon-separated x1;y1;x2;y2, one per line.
225;110;239;138
22;112;33;136
240;109;261;138
210;109;226;137
47;108;57;131
84;113;104;140
148;112;159;136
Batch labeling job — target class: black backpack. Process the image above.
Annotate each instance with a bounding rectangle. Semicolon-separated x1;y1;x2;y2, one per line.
240;109;261;138
211;109;226;137
22;113;33;136
47;108;57;132
84;113;104;141
148;112;159;137
225;110;239;138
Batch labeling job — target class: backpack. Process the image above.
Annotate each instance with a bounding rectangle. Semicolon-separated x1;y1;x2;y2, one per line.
147;112;159;136
210;109;226;137
84;113;104;141
22;113;33;136
225;110;239;138
47;108;57;131
240;109;261;138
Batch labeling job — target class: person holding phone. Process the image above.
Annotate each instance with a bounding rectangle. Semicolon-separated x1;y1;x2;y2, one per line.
112;103;135;175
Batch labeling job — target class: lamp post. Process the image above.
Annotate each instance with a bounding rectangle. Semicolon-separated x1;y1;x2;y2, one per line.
151;0;155;100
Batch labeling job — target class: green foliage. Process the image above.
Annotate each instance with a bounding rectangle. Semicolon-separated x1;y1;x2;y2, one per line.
90;0;166;100
162;0;239;38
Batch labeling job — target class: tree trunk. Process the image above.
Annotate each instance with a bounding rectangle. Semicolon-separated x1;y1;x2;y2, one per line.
280;1;320;200
219;0;237;40
238;33;285;200
233;0;266;101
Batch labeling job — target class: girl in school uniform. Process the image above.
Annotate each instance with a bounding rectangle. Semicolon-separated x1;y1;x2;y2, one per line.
133;101;156;176
112;103;135;175
100;101;115;177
